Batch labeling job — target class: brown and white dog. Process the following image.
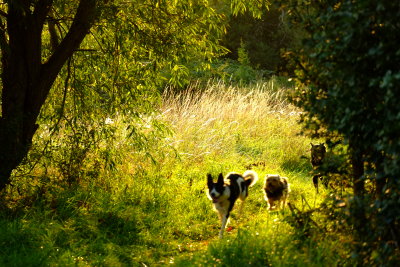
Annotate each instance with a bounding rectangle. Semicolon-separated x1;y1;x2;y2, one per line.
207;170;258;238
263;174;290;210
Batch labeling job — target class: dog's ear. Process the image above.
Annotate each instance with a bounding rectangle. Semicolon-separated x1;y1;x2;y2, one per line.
207;174;213;187
217;173;224;185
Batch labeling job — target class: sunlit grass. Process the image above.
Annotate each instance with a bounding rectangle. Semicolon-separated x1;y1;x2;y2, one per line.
1;77;346;266
161;78;306;169
157;78;341;265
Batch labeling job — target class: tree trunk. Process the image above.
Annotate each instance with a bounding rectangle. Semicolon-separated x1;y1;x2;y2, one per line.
349;141;367;253
0;0;98;191
351;149;365;197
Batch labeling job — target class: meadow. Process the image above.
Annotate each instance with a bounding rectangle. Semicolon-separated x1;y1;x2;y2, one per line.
0;78;351;266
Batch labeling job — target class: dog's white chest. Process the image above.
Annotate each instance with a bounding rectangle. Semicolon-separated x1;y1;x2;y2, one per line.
214;199;230;212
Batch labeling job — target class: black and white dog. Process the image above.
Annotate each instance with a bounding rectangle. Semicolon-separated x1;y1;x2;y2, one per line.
207;170;258;238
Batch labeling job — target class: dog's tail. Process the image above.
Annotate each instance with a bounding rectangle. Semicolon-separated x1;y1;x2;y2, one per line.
243;170;258;187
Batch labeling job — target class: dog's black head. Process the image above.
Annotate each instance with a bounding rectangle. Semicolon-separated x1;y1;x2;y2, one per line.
311;143;326;167
207;173;224;203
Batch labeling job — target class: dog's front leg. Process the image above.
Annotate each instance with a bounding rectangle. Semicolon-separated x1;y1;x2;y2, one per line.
219;214;229;239
313;175;320;193
282;193;288;210
268;199;275;210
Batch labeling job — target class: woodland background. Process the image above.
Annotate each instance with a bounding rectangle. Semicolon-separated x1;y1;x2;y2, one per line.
0;1;399;266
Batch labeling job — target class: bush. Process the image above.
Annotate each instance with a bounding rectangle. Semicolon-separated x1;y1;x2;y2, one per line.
287;0;400;264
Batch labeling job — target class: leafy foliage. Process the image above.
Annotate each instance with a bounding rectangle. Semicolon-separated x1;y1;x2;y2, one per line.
1;0;266;188
222;3;304;74
287;0;400;264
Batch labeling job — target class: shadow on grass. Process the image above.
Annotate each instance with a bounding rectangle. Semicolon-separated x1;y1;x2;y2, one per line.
280;157;312;173
0;219;51;266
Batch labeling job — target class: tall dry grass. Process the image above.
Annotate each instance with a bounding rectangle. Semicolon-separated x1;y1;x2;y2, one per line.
163;79;296;124
160;79;308;174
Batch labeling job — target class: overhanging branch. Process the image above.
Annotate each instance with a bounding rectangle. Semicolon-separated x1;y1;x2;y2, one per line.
37;0;98;112
42;0;97;80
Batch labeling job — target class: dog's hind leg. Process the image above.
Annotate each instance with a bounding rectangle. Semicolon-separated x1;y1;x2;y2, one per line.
238;200;245;217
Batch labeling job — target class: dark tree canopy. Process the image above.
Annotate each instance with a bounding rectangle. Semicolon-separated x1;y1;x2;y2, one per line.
223;5;302;73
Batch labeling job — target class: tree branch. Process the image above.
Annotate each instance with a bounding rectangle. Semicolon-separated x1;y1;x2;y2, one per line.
42;0;97;80
48;9;59;51
37;0;98;112
20;0;98;144
33;0;53;27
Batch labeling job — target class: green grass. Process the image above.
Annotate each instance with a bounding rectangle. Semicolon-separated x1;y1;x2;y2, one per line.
0;77;352;266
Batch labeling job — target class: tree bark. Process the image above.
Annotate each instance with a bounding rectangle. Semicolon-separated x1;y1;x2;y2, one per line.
0;0;98;191
349;140;367;252
351;149;365;197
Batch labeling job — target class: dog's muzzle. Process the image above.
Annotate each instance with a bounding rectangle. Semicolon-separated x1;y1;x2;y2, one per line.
210;194;220;203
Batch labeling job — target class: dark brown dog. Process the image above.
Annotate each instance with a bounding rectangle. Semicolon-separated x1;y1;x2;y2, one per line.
310;143;326;193
263;174;290;210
